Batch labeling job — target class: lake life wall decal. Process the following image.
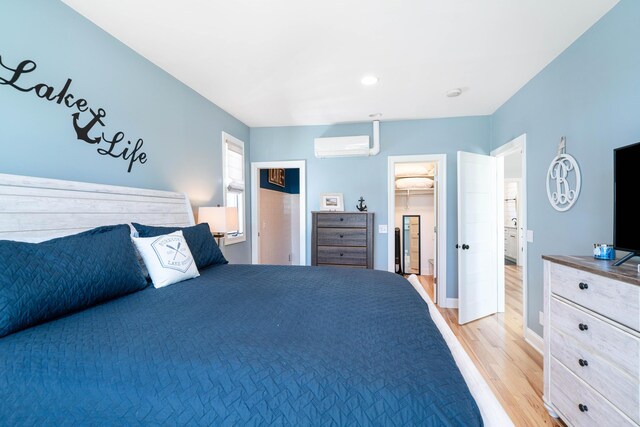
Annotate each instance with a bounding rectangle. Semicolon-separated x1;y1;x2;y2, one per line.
0;54;148;173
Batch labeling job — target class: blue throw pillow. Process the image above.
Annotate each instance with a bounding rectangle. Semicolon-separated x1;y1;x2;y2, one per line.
131;222;227;269
0;224;148;338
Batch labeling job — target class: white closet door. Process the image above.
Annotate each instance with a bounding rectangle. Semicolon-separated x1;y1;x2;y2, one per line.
457;151;500;324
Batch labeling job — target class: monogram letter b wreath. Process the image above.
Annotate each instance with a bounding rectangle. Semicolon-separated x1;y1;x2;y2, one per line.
546;136;581;212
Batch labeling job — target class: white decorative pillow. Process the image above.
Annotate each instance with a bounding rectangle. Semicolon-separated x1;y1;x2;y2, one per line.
131;230;200;288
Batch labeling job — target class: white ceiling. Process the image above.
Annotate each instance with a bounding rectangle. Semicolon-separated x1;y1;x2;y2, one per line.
61;0;618;127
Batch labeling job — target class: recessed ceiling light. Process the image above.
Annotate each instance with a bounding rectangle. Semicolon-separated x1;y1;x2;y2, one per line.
446;88;463;97
361;75;379;86
369;113;382;118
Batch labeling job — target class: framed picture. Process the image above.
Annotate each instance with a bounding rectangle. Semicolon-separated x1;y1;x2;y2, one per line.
320;193;344;211
268;168;285;188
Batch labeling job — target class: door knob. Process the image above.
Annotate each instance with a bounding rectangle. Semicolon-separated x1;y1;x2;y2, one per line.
462;244;470;250
456;244;460;249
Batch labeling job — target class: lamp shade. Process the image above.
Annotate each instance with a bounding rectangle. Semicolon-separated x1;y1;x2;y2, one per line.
198;206;238;234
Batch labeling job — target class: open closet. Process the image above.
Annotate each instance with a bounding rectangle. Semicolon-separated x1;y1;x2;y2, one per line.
394;162;437;280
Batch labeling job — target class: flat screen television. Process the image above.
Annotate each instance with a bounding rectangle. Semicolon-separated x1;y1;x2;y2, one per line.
613;141;640;266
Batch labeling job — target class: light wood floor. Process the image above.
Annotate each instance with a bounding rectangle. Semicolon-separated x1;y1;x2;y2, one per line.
416;266;565;427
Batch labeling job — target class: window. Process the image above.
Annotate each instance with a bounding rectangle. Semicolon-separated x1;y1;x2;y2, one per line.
222;132;246;244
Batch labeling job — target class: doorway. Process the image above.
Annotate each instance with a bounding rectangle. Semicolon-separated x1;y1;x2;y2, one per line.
388;155;447;307
492;134;529;343
251;161;307;265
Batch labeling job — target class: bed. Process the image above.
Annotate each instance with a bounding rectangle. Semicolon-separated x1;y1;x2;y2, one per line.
0;173;512;426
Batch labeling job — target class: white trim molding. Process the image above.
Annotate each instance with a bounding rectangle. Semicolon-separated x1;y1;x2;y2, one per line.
525;328;544;355
446;298;458;309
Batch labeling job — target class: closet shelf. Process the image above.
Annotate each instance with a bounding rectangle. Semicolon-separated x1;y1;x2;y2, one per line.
395;174;435;179
395;188;434;194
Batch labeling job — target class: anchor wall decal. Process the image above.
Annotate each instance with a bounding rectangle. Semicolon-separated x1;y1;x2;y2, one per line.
72;108;106;144
0;54;148;173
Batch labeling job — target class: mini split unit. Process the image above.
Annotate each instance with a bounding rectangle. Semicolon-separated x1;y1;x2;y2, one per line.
314;120;380;158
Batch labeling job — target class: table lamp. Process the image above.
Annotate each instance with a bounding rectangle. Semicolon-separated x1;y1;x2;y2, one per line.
198;206;238;246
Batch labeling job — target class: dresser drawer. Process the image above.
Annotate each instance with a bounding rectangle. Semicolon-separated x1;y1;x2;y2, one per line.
550;262;640;331
550;300;639;423
316;213;367;228
317;228;367;246
317;246;367;266
550;297;639;382
550;358;635;427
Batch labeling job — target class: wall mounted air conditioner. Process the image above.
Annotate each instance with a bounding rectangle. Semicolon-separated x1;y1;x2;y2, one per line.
314;120;380;158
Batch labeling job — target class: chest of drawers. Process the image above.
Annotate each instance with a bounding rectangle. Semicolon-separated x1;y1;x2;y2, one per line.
542;255;640;426
311;212;374;269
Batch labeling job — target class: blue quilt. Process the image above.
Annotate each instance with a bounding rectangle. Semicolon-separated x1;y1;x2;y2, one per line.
0;265;482;426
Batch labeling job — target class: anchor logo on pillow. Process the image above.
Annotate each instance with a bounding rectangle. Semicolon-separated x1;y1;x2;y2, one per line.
151;234;194;273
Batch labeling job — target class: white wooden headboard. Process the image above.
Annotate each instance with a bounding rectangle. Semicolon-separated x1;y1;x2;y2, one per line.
0;173;195;243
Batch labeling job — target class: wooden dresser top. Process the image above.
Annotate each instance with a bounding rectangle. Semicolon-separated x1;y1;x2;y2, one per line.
542;255;640;286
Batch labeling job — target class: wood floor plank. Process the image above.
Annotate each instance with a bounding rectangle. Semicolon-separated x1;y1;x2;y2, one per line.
415;268;564;427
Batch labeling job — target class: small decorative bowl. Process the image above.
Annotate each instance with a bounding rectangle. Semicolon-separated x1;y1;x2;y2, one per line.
593;243;615;260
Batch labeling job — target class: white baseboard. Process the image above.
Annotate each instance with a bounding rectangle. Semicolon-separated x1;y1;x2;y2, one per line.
446;298;458;309
525;328;544;354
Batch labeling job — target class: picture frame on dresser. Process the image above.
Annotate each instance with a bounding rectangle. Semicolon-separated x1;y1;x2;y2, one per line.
319;193;344;212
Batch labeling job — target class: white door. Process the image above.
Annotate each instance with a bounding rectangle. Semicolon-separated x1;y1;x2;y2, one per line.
433;174;438;303
457;151;500;324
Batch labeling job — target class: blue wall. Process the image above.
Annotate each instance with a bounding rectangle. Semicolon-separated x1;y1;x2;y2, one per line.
3;0;637;335
491;0;640;335
251;117;491;296
0;0;251;263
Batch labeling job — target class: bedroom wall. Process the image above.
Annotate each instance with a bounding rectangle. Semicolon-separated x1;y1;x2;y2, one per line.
0;0;251;263
250;117;490;297
490;0;640;336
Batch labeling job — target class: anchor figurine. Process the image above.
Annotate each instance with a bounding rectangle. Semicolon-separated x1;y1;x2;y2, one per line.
356;197;367;212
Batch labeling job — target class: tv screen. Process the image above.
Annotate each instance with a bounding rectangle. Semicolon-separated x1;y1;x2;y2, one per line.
614;141;640;255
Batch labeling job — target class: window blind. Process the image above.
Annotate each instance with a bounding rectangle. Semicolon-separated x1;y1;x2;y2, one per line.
225;139;244;193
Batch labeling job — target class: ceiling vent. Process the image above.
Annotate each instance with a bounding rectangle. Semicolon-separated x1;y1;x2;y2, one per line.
314;120;380;158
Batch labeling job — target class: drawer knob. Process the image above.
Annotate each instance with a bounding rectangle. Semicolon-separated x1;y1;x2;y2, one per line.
340;253;344;257
578;358;589;367
578;323;589;331
340;218;344;222
578;282;589;290
578;403;588;413
340;234;344;238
